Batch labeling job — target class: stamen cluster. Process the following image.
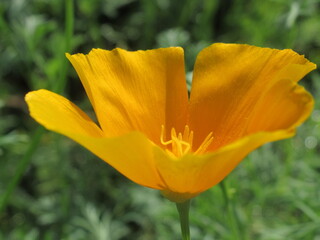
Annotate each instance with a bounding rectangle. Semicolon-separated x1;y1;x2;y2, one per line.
160;125;213;157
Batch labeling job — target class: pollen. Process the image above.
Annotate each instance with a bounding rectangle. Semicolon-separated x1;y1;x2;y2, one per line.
160;125;213;157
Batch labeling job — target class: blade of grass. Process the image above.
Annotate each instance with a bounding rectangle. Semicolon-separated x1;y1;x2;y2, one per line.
140;0;157;48
0;126;45;213
54;0;74;94
219;180;243;240
194;0;218;41
178;0;199;28
0;0;74;213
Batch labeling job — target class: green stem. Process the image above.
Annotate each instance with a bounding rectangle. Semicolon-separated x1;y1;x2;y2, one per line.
219;180;242;240
176;200;191;240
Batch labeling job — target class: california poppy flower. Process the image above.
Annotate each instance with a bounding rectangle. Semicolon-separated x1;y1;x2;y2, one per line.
25;43;316;202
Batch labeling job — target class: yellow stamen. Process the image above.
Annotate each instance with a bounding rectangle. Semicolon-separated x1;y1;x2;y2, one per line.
195;132;214;154
160;125;213;157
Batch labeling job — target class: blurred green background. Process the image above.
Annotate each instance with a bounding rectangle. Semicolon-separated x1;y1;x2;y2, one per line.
1;0;320;239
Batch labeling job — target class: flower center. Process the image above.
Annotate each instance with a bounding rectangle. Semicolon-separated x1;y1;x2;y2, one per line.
160;125;213;157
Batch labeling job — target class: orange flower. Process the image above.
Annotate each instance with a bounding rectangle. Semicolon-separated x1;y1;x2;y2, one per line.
25;43;316;202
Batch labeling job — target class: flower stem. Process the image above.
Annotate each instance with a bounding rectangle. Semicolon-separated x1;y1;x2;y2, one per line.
176;200;191;240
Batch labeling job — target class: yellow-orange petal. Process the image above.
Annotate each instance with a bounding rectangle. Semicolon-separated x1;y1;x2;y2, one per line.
246;78;314;133
66;47;188;144
25;89;165;189
25;89;103;138
154;128;296;202
189;43;316;150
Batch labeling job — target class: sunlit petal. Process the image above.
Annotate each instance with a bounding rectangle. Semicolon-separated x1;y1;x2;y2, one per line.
189;43;316;150
25;89;103;137
246;78;314;133
66;47;188;144
25;89;165;189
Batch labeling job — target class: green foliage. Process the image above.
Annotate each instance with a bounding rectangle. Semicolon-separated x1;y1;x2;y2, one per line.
1;0;320;239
